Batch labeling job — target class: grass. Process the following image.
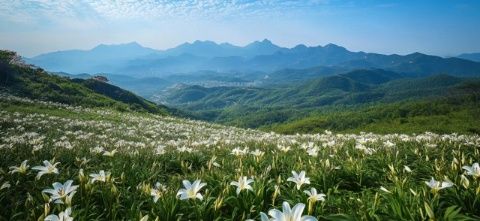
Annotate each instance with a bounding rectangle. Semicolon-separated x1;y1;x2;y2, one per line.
1;93;480;220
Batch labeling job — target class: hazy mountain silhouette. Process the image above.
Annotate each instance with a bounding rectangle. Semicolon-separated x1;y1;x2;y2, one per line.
27;40;480;77
26;42;159;73
458;53;480;62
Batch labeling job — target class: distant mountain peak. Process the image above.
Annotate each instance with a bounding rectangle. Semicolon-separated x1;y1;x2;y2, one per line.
92;41;145;50
293;44;308;49
409;52;424;55
324;43;345;50
125;41;142;46
246;39;278;48
404;52;428;59
220;42;235;47
192;40;217;45
261;39;272;44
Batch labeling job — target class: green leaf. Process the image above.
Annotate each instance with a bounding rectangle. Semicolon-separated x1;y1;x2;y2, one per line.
424;202;435;220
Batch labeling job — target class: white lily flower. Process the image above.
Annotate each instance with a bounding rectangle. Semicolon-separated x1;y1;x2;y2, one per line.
230;176;254;195
303;187;326;203
207;156;221;169
32;160;60;180
462;163;480;178
231;147;248;156
89;170;111;183
425;177;453;193
103;149;117;157
260;201;317;221
44;207;73;221
250;149;264;157
42;180;78;204
306;148;318;157
150;182;166;203
278;145;291;152
155;145;166;155
176;179;206;201
383;140;396;148
9;160;29;174
287;170;310;190
90;146;104;153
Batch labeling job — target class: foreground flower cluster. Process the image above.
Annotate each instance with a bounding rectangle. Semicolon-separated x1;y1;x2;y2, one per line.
1;94;480;220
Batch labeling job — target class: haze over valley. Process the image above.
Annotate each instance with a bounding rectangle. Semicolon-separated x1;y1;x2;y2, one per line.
19;39;480;132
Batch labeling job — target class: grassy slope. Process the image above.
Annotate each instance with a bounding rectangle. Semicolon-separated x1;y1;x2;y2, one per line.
1;95;480;220
1;49;480;220
0;50;169;114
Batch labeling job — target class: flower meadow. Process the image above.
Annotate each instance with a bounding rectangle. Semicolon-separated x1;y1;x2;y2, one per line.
1;93;480;221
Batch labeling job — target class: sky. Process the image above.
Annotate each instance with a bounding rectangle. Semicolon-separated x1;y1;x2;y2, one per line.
0;0;479;57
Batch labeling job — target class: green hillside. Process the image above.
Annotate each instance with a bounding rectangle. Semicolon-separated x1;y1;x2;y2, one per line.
0;50;169;114
161;69;480;132
268;92;480;134
2;90;480;220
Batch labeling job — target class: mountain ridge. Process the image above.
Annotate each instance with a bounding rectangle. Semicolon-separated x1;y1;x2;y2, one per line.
458;53;480;62
26;40;480;79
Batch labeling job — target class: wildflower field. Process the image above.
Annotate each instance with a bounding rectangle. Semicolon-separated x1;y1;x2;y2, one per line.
1;93;480;221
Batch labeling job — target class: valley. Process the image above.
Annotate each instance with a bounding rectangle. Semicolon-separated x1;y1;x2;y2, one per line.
23;40;480;135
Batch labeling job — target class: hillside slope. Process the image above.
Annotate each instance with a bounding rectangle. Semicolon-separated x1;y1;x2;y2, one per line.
0;50;169;114
160;69;479;127
2;92;479;220
269;91;480;134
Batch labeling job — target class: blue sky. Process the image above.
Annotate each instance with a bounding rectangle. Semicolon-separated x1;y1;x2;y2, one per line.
0;0;479;57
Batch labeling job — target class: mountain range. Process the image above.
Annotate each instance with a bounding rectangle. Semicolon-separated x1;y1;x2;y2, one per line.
3;47;480;134
16;40;480;133
27;40;480;78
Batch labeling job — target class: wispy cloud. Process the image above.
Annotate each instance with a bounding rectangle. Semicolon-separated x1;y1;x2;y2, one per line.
86;0;331;20
0;1;100;26
0;0;329;24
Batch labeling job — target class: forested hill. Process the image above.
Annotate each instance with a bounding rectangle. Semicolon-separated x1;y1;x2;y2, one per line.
0;50;170;114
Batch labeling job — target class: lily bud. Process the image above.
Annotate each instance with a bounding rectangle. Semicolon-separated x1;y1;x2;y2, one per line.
121;172;125;182
44;203;50;217
66;193;74;206
460;175;470;189
79;169;86;183
409;188;418;196
111;184;118;194
214;195;224;211
41;192;50;203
